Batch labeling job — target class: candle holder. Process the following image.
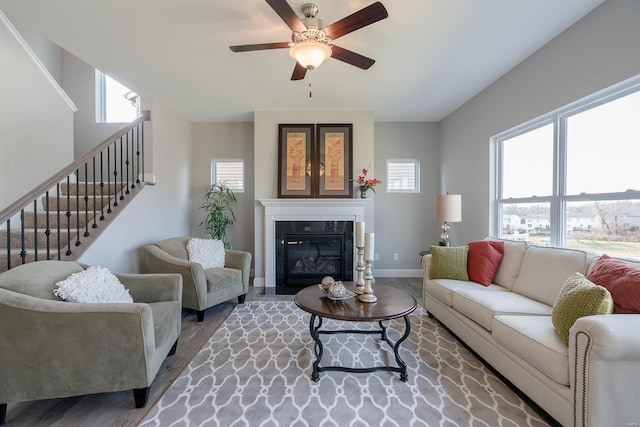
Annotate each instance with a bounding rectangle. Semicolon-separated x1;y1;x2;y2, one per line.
354;246;365;294
358;260;377;303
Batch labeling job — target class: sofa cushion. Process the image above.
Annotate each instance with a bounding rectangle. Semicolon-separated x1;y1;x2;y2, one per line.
512;245;592;306
484;237;528;290
551;272;613;345
452;289;552;331
425;278;509;307
493;315;569;385
467;241;504;286
187;238;225;269
429;245;469;281
204;268;243;291
588;254;640;314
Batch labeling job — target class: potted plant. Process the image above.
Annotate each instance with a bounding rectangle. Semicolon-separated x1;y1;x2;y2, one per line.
352;167;382;198
199;181;237;249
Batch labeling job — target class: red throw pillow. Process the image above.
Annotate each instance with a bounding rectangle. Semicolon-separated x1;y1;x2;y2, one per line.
467;241;505;286
588;254;640;314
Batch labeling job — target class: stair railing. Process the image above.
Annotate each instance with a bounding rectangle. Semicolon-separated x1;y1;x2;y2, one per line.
0;111;150;271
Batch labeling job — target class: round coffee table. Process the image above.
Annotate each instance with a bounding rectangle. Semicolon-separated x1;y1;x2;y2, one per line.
294;284;417;382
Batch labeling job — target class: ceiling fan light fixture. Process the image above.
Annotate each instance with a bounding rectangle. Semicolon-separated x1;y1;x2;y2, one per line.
289;40;332;70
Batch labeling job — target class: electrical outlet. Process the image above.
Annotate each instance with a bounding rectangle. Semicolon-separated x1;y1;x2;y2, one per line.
374;253;380;261
393;253;399;261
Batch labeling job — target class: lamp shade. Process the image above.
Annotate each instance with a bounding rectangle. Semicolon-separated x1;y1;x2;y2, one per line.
289;40;332;69
435;194;462;223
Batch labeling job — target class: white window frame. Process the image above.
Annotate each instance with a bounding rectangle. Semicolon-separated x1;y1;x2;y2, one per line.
95;70;137;123
211;158;245;193
493;75;640;247
386;159;420;193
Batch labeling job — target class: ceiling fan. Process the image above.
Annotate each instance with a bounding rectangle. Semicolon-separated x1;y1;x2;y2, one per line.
229;0;388;81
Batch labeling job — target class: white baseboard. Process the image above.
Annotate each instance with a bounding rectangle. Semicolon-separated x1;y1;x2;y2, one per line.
372;268;423;278
253;277;265;287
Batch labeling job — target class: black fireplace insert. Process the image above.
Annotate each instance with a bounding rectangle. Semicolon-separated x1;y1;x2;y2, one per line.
275;221;353;294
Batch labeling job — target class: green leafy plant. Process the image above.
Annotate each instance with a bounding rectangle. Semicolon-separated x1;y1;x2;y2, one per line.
199;181;237;249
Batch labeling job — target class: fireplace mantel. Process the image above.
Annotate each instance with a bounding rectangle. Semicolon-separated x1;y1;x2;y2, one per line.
259;199;367;287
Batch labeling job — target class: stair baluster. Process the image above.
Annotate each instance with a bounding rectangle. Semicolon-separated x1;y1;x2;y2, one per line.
125;131;130;195
32;200;38;261
5;219;10;270
56;183;61;260
65;176;72;256
45;190;51;260
119;136;124;201
19;209;26;264
92;158;98;229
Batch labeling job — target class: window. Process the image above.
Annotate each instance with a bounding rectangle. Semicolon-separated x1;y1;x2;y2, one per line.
386;159;419;193
211;159;244;192
495;76;640;258
95;70;137;123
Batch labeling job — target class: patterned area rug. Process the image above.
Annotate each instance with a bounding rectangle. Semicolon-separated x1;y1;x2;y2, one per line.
140;301;549;426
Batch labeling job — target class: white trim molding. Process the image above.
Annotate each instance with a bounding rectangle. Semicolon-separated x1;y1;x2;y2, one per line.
0;10;77;112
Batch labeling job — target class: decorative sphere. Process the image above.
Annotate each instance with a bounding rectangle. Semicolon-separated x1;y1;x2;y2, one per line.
321;276;335;290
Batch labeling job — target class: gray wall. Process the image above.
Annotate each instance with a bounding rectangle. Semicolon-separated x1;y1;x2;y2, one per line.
0;12;74;211
60;49;125;158
374;122;440;274
191;122;255;254
440;0;640;246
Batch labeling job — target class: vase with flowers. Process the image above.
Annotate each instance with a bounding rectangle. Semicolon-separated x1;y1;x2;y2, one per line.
352;167;382;198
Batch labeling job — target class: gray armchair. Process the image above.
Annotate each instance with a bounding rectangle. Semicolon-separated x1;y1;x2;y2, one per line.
0;260;182;425
141;236;251;322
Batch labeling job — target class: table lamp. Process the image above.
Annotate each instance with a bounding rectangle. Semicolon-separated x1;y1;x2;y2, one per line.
435;194;462;246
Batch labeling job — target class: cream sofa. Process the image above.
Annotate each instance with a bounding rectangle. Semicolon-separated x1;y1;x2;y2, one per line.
422;238;640;427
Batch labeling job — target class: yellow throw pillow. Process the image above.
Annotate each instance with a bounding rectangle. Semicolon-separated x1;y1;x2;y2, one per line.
551;272;614;345
429;245;469;281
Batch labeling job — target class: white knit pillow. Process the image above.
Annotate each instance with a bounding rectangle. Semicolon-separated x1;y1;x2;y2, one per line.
187;238;225;269
54;266;133;303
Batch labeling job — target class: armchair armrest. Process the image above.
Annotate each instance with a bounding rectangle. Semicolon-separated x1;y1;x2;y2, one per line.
225;249;252;291
569;314;640;426
141;244;207;309
116;273;182;304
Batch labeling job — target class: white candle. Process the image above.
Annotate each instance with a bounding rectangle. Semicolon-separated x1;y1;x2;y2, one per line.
355;221;365;247
364;232;375;260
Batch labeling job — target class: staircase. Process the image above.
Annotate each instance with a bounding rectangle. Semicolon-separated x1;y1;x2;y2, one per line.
0;113;150;273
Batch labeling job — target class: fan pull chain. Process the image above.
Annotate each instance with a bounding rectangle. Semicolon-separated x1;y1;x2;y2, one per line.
308;71;313;98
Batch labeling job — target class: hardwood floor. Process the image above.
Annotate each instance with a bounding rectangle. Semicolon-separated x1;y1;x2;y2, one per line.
4;277;423;426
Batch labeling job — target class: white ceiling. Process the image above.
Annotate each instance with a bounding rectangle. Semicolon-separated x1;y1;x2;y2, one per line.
1;0;604;122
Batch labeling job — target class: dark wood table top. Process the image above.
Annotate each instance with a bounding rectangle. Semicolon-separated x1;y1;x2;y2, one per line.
294;284;417;322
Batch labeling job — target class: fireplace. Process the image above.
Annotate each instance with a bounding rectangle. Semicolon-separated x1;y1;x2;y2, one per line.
276;221;353;292
258;199;367;290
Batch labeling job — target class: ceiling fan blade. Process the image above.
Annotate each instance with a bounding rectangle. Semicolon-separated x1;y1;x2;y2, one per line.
229;42;290;52
291;62;307;80
331;45;375;70
265;0;306;33
323;1;388;40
